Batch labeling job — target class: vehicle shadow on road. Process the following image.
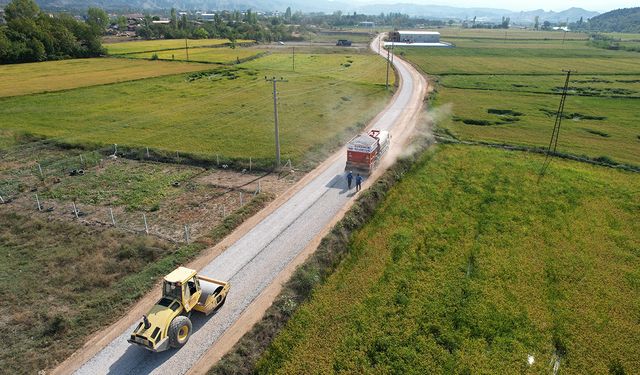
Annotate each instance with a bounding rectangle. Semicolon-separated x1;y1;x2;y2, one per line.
108;309;223;374
325;174;351;195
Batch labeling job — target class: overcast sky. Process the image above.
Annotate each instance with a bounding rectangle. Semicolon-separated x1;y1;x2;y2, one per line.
350;0;636;12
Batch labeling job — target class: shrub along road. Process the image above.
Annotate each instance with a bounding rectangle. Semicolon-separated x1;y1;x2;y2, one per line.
55;34;427;375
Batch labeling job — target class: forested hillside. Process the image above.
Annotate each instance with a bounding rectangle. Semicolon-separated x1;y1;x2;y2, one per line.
584;7;640;33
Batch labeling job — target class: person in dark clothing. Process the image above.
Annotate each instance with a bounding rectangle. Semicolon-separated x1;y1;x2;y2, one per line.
355;174;363;192
347;171;353;189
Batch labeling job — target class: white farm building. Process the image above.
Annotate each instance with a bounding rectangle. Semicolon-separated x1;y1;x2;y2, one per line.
385;30;452;47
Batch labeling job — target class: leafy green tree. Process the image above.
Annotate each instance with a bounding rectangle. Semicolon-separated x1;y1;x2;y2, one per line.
180;14;187;30
285;7;292;22
117;15;127;30
4;0;39;22
171;8;178;30
87;7;109;35
193;27;208;39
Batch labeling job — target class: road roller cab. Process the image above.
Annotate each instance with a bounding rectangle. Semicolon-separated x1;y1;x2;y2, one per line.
128;266;230;352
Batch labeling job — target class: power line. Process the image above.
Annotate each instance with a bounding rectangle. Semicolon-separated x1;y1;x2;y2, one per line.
539;69;574;180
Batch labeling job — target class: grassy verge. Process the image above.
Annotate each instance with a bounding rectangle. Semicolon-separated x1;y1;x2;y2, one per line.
251;144;640;374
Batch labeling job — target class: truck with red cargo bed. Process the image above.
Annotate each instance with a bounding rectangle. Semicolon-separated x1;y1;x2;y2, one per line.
346;129;390;173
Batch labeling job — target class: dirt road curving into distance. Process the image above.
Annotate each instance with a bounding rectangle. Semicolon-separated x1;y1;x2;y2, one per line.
55;33;427;375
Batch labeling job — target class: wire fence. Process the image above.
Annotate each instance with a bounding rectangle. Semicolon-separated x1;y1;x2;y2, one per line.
0;140;291;244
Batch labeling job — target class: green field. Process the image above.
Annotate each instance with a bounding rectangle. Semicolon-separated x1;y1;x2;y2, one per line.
0;52;391;166
104;38;254;55
398;41;640;75
257;144;640;374
438;88;640;165
396;33;640;166
438;28;588;40
306;32;374;43
128;47;263;64
603;32;640;41
0;58;210;98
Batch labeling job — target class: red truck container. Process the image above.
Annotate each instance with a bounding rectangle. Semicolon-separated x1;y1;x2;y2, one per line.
346;129;390;172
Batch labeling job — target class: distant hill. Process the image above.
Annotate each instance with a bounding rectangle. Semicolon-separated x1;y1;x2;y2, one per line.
513;7;599;24
0;0;599;25
585;7;640;33
352;4;598;24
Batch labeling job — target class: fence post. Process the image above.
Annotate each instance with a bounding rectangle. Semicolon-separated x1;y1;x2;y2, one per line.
176;151;180;163
80;154;84;168
37;163;44;179
146;147;150;158
109;208;116;226
35;194;42;211
216;154;219;166
113;144;118;155
143;213;149;234
72;201;79;218
240;191;244;206
184;224;190;243
249;157;252;171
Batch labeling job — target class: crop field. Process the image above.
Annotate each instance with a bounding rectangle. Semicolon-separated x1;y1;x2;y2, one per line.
0;52;391;166
603;32;640;41
438;28;588;40
0;58;210;98
128;47;264;64
104;38;254;55
438;88;640;165
306;32;374;43
397;33;640;166
440;74;640;97
398;42;640;75
257;144;640;374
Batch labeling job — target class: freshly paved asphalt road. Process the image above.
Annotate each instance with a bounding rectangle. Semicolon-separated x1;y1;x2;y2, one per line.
74;34;426;375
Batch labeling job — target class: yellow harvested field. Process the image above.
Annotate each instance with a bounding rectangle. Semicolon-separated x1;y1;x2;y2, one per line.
129;47;263;64
0;58;210;97
104;38;255;55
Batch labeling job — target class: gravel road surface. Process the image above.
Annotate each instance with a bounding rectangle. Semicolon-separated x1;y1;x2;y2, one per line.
73;34;426;375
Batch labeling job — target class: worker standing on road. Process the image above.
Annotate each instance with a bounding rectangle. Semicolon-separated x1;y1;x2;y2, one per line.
355;174;363;192
347;171;353;189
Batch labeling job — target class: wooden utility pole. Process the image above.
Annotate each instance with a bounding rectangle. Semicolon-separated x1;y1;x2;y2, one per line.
390;41;395;65
185;38;189;61
385;47;390;89
266;77;288;169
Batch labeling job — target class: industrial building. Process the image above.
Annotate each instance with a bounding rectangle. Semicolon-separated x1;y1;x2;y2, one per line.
385;30;451;47
389;31;439;43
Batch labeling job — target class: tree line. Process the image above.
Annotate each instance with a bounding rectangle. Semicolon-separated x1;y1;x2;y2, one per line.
0;0;105;64
132;8;450;43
